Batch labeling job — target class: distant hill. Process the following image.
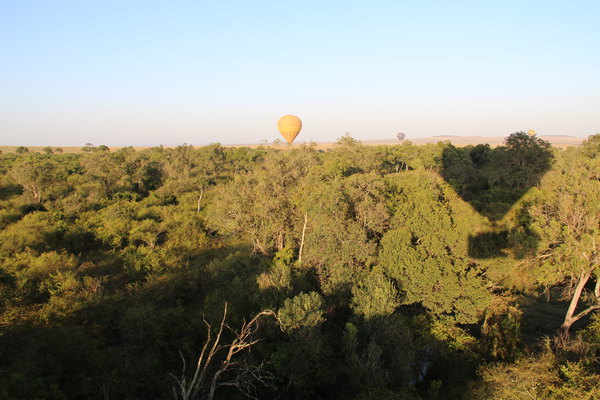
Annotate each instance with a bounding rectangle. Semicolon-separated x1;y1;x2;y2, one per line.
361;135;584;147
0;135;585;153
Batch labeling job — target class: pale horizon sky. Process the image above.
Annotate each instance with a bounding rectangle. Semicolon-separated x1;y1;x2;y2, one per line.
1;1;599;146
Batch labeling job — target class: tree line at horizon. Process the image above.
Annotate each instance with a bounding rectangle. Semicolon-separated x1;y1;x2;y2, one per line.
0;132;598;399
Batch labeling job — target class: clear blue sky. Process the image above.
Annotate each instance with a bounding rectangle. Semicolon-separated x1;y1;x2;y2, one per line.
1;0;598;146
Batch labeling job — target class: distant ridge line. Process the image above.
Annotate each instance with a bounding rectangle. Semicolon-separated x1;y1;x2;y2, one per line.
0;135;586;154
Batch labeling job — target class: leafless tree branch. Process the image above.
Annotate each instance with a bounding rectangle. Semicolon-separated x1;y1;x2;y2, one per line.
171;303;279;400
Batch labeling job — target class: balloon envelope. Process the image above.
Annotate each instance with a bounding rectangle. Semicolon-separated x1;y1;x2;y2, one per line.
396;132;405;142
527;129;536;137
277;115;302;144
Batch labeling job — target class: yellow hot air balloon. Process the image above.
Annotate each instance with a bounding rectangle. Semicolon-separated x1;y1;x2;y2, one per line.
527;129;536;137
277;115;302;144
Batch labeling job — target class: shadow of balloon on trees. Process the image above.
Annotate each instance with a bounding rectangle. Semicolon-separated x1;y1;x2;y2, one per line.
439;132;553;258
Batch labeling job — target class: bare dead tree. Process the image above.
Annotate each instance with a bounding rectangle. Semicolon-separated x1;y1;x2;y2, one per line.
171;303;279;400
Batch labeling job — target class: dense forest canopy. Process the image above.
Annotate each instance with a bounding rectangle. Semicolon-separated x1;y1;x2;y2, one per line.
0;133;599;399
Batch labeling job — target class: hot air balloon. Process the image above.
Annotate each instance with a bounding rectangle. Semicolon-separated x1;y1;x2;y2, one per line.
396;132;405;142
527;129;536;137
277;115;302;144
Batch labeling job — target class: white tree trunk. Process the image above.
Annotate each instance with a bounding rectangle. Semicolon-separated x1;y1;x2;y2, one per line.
299;212;308;264
561;271;591;334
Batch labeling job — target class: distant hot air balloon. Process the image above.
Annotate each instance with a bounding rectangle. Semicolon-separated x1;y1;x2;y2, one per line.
396;132;405;142
277;115;302;144
527;129;536;137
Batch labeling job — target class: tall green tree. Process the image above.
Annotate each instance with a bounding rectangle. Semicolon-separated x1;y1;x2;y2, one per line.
9;155;61;203
380;171;491;323
205;148;317;255
80;151;127;196
488;131;553;190
523;138;600;334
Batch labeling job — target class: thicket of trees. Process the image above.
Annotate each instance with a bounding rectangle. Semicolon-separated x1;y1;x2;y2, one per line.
0;133;598;399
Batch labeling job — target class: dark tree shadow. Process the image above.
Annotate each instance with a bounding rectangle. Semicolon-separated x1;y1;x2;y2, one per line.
0;183;23;200
467;230;509;258
0;240;277;399
440;132;553;258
